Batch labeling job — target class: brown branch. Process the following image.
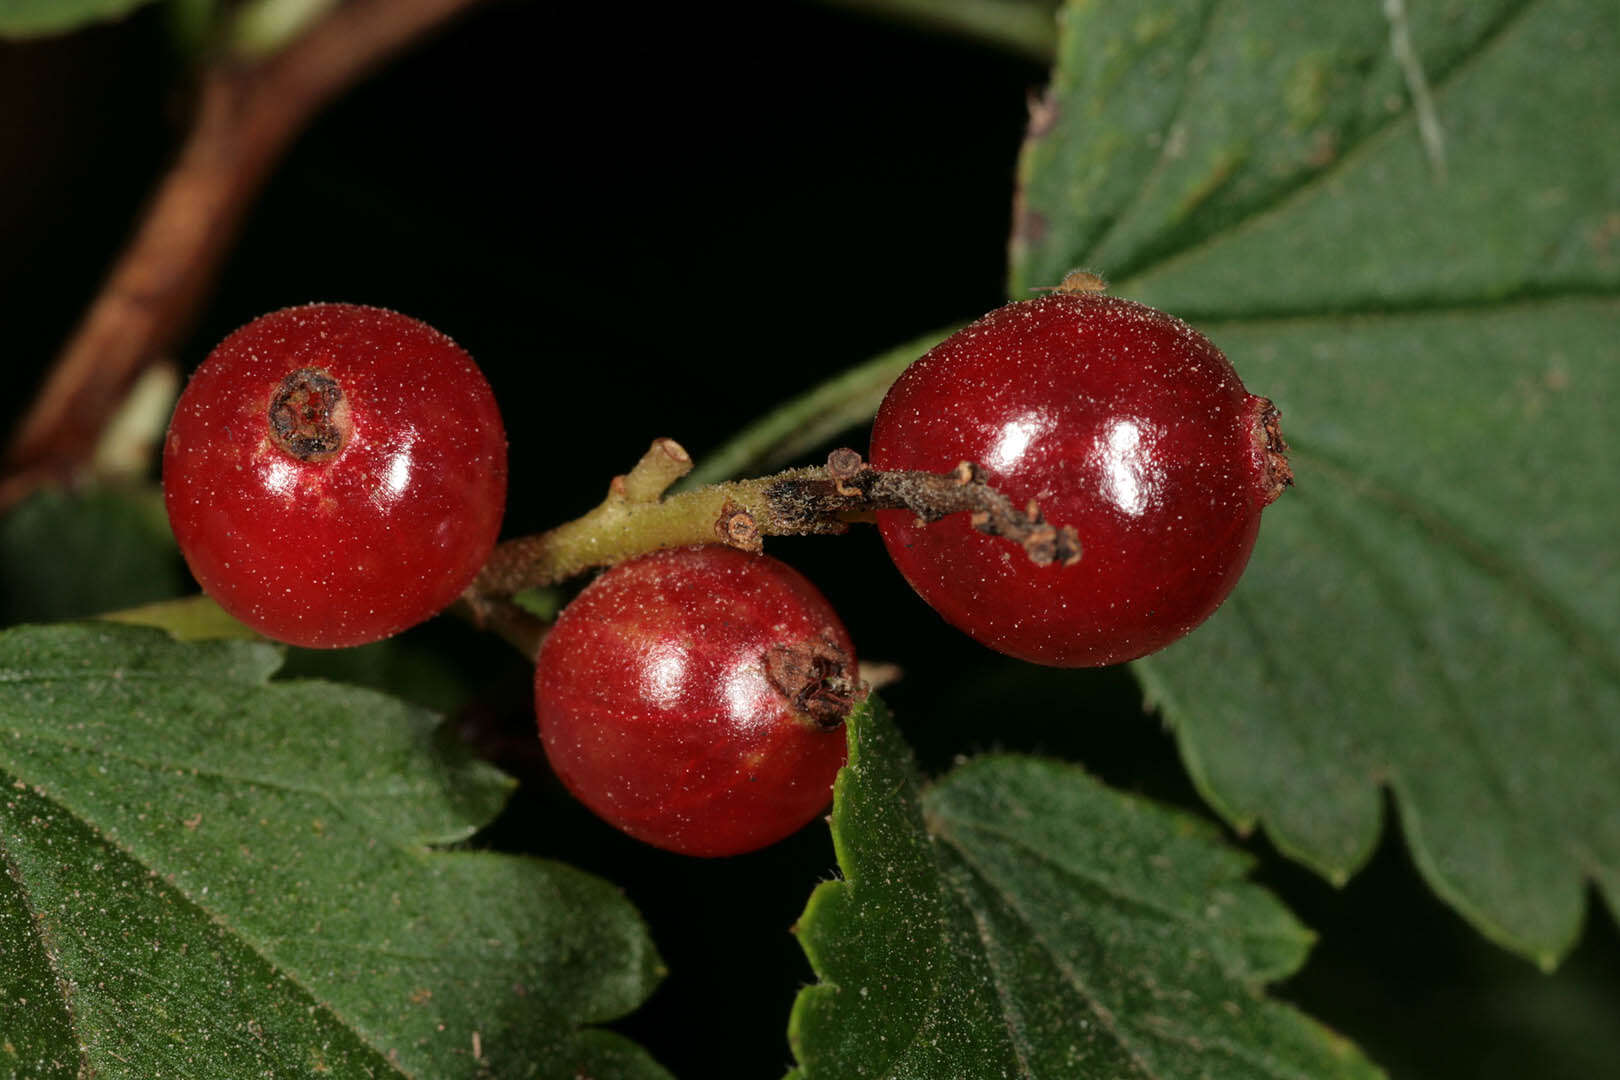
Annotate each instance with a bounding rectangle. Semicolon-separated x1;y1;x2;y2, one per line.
2;0;486;511
769;450;1082;567
448;593;550;661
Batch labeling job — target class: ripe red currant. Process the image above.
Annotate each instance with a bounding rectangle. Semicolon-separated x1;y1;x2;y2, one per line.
535;545;857;857
162;303;507;648
869;286;1290;667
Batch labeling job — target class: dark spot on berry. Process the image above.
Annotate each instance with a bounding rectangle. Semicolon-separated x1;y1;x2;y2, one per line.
269;368;349;461
766;634;859;730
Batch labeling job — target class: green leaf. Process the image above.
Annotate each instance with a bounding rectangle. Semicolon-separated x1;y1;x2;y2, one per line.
0;0;157;37
275;634;484;716
1014;0;1620;963
0;623;669;1079
789;698;1381;1078
100;594;261;642
0;488;185;627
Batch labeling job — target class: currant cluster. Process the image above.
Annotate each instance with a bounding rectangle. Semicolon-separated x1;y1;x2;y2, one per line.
162;283;1288;856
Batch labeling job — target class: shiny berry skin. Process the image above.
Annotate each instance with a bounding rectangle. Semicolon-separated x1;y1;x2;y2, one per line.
162;303;507;648
535;545;856;857
870;290;1290;667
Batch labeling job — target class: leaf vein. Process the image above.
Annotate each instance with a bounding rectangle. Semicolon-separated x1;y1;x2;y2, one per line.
0;772;87;1077
943;830;1336;1080
0;726;433;835
1078;0;1227;267
1114;0;1542;286
938;837;1161;1080
936;811;1306;953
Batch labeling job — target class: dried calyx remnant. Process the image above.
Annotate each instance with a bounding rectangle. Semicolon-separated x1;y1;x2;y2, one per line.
269;367;348;461
766;634;860;730
1257;401;1294;503
714;498;762;551
769;448;1082;568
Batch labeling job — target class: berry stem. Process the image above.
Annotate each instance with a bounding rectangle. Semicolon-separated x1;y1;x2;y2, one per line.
470;444;1080;600
769;452;1082;567
469;456;819;597
675;326;952;491
450;593;550;659
614;437;694;502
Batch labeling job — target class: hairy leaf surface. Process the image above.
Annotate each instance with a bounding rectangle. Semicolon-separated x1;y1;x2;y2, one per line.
0;623;669;1079
789;699;1380;1079
1013;0;1620;962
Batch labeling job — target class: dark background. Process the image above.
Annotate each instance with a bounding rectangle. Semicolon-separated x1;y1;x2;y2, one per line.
4;2;1618;1076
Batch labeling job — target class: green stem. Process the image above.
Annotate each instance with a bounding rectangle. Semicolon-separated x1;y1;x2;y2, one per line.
229;0;342;56
816;0;1059;63
474;442;1078;599
679;327;952;490
100;595;259;642
474;464;837;596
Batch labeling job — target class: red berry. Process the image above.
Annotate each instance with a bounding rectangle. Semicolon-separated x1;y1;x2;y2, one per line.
162;303;507;648
535;545;856;857
869;289;1290;667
